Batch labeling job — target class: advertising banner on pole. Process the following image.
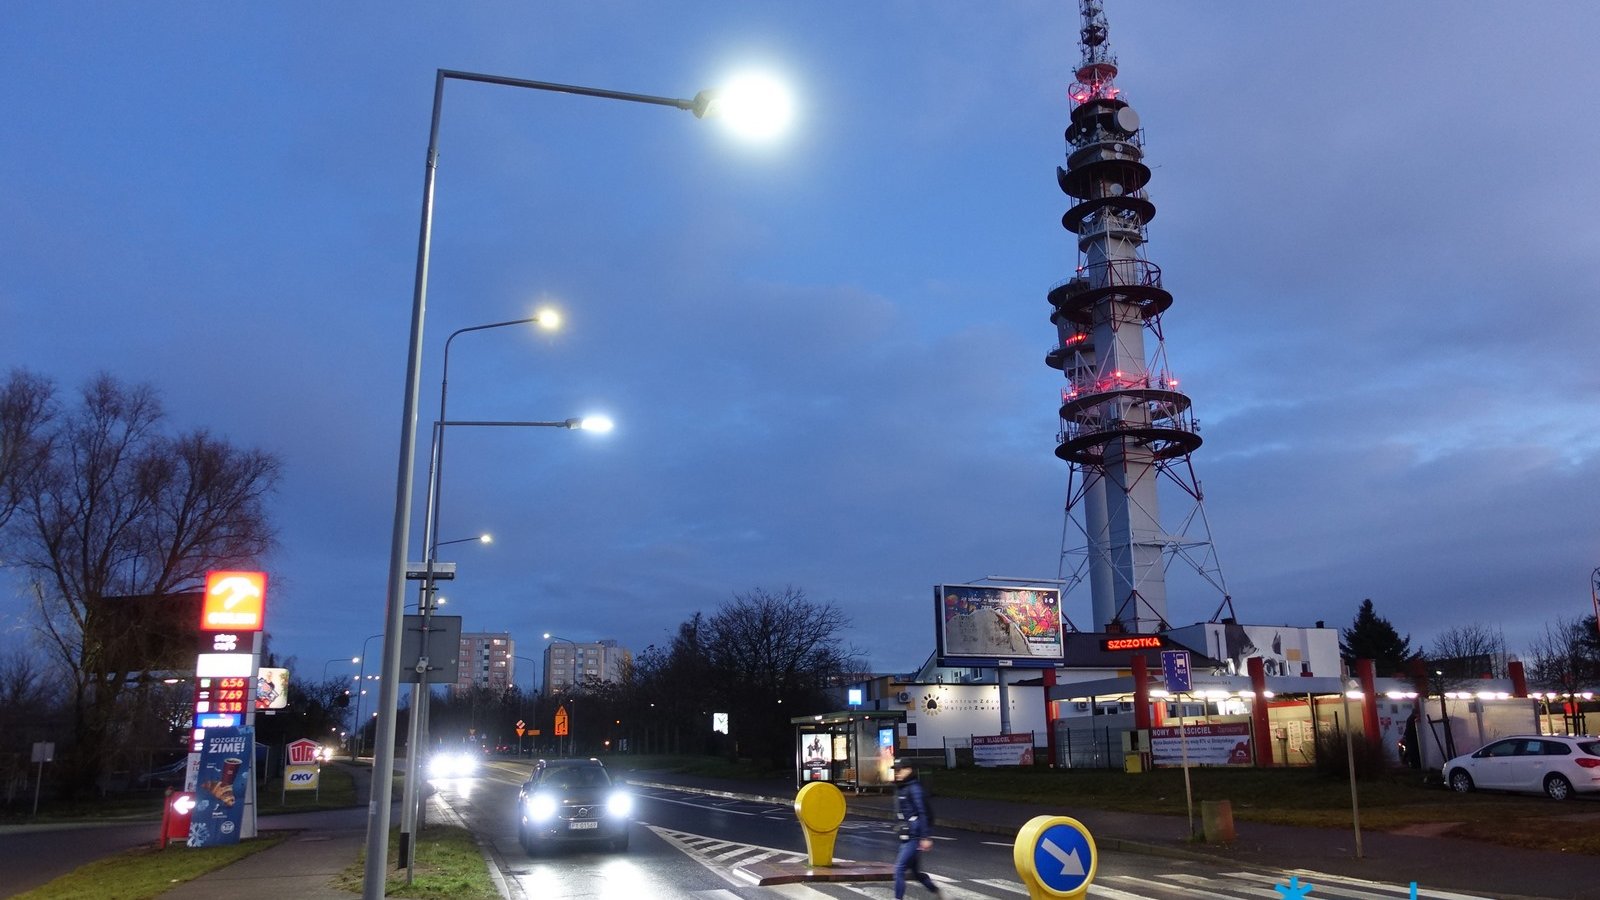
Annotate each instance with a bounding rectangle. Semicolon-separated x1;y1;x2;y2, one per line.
972;733;1035;767
188;726;253;847
935;584;1064;667
1150;722;1252;767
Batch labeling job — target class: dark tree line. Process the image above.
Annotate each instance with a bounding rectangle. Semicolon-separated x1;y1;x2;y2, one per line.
409;588;861;769
0;369;280;796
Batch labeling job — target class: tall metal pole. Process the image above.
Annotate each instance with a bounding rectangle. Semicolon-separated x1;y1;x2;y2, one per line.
1341;684;1363;858
352;633;382;758
363;68;710;900
362;69;445;900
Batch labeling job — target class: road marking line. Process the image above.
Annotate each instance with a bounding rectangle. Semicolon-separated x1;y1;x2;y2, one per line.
1087;884;1164;900
973;878;1031;894
645;794;759;815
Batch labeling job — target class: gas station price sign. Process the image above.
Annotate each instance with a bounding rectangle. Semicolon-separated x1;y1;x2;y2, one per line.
212;677;250;714
195;676;251;715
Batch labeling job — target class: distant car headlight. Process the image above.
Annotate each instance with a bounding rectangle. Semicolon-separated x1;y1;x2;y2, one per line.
606;791;633;817
526;793;557;821
429;753;476;778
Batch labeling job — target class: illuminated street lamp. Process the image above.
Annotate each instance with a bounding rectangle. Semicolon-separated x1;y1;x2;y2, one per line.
365;67;793;899
400;316;609;874
351;633;383;757
323;656;359;680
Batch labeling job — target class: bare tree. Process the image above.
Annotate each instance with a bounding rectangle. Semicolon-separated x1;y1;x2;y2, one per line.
701;587;861;766
9;374;280;794
1427;623;1507;680
0;369;55;534
1527;615;1600;692
0;642;65;803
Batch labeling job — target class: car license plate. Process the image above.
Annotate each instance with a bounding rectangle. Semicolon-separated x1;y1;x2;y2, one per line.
569;820;598;830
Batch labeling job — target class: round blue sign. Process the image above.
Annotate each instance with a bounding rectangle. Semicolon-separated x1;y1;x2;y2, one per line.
1032;821;1094;893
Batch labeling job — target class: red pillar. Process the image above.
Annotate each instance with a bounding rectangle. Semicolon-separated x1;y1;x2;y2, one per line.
1132;654;1152;731
1508;659;1528;698
1357;659;1381;740
1248;656;1272;767
1043;667;1059;767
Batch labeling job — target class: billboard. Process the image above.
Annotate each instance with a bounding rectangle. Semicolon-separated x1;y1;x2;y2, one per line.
256;668;289;710
935;584;1063;667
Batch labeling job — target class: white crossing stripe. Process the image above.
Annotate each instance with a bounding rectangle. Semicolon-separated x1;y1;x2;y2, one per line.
690;892;743;900
767;885;847;898
1281;870;1492;900
1088;884;1168;900
972;877;1031;895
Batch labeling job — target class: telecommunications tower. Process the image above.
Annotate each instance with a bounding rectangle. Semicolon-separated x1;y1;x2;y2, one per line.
1047;0;1228;633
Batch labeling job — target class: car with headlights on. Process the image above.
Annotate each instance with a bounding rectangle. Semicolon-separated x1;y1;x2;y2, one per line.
1443;734;1600;800
517;758;631;853
427;749;480;779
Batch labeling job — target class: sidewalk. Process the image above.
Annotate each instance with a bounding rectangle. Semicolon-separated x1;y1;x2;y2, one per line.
157;765;1600;900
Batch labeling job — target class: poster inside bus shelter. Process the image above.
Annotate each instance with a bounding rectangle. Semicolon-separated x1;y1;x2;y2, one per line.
189;726;253;847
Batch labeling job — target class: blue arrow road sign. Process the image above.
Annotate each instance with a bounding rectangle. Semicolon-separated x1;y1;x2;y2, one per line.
1161;650;1191;693
1032;821;1094;894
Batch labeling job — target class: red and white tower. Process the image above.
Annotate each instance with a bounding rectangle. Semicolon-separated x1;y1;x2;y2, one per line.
1048;0;1227;633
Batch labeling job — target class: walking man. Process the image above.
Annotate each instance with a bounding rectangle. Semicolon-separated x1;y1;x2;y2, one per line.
892;758;939;897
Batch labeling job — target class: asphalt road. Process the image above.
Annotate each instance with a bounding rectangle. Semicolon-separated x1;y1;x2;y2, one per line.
440;760;1486;900
0;819;162;897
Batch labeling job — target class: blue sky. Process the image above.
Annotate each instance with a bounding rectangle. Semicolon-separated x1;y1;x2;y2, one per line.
4;2;1598;680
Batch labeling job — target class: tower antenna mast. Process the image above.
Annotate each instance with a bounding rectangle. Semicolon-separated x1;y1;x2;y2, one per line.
1047;0;1230;632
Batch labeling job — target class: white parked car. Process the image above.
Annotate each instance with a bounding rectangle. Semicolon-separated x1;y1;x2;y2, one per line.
1443;734;1600;800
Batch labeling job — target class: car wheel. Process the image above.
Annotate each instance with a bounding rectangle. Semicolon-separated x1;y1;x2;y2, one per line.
612;832;629;852
1448;769;1474;793
519;827;536;855
1545;773;1573;801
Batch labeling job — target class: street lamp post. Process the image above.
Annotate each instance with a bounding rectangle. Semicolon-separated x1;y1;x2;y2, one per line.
543;633;584;756
399;317;603;876
513;655;540;755
1342;679;1363;859
364;68;791;900
324;656;359;681
351;633;383;757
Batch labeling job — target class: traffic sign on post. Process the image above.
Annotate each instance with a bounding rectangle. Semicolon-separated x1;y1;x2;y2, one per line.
1014;815;1098;899
1161;650;1192;693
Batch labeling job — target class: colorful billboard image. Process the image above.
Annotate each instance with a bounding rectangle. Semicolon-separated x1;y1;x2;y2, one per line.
188;726;252;847
936;584;1064;666
256;668;288;710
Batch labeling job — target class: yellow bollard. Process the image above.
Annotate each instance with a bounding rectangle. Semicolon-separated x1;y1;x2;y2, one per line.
793;781;846;867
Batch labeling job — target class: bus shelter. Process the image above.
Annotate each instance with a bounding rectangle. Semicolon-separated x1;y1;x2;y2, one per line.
791;710;906;791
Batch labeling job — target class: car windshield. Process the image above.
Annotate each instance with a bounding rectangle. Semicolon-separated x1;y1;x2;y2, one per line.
541;766;610;789
1579;740;1600;756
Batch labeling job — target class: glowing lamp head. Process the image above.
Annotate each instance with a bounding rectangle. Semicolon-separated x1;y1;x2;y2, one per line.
695;71;794;140
533;307;562;331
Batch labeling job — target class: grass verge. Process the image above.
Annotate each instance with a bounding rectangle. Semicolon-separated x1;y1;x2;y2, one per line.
257;765;358;814
335;823;497;900
918;764;1600;850
12;832;287;900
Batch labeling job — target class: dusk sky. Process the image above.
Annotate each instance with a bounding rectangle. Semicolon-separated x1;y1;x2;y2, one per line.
4;2;1597;682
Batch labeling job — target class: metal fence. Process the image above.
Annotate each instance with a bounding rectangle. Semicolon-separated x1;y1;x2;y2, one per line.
1052;722;1124;769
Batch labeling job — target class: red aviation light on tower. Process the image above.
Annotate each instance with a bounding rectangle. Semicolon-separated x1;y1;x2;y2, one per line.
201;571;267;632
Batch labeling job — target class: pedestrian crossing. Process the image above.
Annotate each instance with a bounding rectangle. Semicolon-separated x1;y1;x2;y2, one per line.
674;864;1492;899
